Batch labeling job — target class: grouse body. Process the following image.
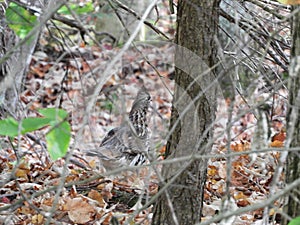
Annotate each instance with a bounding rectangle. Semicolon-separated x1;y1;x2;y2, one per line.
87;86;151;170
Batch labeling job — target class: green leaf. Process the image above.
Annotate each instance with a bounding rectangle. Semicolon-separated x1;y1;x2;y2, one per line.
0;117;19;137
46;121;71;160
0;108;71;160
0;117;52;137
58;2;94;15
6;2;37;39
289;216;300;225
40;108;71;159
38;108;68;121
21;117;51;133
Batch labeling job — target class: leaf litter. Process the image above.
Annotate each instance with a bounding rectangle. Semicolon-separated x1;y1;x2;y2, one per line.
0;19;288;225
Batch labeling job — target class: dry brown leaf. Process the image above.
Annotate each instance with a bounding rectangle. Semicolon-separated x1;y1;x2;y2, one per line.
234;191;251;207
100;182;114;201
67;89;81;99
31;214;44;225
42;198;53;207
66;174;79;183
232;160;243;168
81;61;90;73
207;165;218;176
18;161;30;170
159;145;166;156
69;187;77;198
237;198;250;207
79;42;85;48
272;131;286;142
18;205;34;215
66;197;95;224
240;214;254;221
29;101;42;110
234;191;247;200
15;168;29;180
40;198;54;212
88;159;98;169
230;141;250;152
30;66;45;78
203;189;211;200
270;140;284;147
278;0;300;5
149;182;158;195
88;189;106;208
101;211;114;225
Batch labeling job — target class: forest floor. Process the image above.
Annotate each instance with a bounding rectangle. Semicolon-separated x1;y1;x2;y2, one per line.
0;34;287;225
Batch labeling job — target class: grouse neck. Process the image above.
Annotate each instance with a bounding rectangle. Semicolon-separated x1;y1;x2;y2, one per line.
129;107;148;137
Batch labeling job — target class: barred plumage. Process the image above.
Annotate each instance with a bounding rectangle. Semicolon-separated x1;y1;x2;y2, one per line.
87;86;151;170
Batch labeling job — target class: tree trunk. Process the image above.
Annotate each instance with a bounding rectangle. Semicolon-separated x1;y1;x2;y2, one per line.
0;0;53;117
152;1;220;224
283;5;300;223
0;1;20;116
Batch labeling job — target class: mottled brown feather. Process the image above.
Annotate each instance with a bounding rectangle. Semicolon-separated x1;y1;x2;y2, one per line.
87;86;151;170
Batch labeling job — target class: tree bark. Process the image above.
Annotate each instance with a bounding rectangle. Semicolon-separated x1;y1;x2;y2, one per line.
283;6;300;223
0;0;20;116
152;1;220;224
0;0;56;117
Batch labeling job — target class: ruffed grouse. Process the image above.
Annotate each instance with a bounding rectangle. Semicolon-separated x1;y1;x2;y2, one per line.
87;86;151;170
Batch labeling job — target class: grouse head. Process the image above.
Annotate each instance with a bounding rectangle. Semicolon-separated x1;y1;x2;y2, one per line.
130;86;151;113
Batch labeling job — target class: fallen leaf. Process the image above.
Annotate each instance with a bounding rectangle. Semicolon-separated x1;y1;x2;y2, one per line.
88;189;106;208
32;214;44;225
66;197;95;224
230;141;250;152
207;165;218;176
277;0;300;5
270;140;284;147
272;131;286;142
15;168;29;180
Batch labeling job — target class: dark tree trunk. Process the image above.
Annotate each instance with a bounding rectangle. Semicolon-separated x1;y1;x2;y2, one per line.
152;1;220;224
283;6;300;224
